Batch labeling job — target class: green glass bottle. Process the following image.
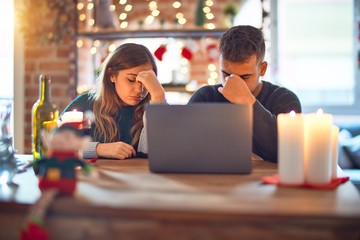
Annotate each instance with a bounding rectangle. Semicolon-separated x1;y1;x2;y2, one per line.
31;75;59;161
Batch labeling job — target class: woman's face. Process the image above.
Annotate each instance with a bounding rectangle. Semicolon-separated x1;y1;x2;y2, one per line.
110;63;152;106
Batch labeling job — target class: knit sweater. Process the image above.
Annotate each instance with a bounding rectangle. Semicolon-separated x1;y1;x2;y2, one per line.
61;92;144;158
188;81;302;162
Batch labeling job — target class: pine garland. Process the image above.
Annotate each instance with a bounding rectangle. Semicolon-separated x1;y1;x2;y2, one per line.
195;0;206;27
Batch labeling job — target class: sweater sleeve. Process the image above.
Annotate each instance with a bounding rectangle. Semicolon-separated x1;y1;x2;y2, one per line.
252;101;278;162
82;141;99;159
137;99;168;155
253;89;302;163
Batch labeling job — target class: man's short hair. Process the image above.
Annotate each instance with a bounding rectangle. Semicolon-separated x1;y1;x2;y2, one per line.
219;25;265;65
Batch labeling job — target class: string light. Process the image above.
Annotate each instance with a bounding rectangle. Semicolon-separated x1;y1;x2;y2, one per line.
145;15;155;25
76;39;83;48
88;19;95;26
79;13;86;21
120;21;128;28
172;1;181;9
87;3;94;10
77;3;84;10
109;5;116;11
124;4;132;11
119;13;127;21
109;44;117;52
93;40;100;47
90;47;97;54
151;9;160;17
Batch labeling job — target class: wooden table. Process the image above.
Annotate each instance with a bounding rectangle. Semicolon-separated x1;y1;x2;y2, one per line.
1;155;360;240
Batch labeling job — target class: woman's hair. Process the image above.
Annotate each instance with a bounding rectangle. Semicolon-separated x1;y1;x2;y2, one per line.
90;43;157;145
220;25;265;65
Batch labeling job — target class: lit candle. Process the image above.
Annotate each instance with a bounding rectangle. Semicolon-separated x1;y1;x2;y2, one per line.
61;110;83;123
330;125;340;179
304;109;333;184
278;110;305;185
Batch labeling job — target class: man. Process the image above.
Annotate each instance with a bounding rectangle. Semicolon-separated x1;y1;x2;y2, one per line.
188;25;301;162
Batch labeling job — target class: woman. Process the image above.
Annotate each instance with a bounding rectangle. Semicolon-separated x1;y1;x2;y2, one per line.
62;43;166;159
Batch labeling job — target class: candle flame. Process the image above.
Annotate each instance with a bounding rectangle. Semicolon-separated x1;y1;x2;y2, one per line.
289;110;296;117
316;108;323;116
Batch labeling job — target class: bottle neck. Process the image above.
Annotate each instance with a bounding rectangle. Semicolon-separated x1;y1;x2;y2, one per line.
39;75;51;102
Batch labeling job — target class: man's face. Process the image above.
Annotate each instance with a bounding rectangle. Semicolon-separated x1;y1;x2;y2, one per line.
220;54;267;94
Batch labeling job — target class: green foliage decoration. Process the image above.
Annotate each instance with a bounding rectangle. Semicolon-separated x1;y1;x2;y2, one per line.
195;0;206;27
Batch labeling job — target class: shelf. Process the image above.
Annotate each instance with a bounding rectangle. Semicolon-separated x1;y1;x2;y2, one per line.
162;83;195;93
77;28;228;40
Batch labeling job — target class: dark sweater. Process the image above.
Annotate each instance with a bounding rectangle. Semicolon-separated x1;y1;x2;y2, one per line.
61;92;138;150
188;81;302;162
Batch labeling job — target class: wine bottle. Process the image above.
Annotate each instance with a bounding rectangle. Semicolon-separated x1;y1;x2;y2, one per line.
31;75;59;161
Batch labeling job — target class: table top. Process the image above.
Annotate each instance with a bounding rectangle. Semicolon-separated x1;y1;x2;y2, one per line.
2;154;360;220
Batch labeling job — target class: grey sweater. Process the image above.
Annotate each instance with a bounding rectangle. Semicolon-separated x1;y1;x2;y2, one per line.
188;81;302;162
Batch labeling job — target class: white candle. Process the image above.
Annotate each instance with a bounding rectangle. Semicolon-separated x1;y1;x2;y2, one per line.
330;125;340;179
304;109;333;184
61;110;83;123
278;110;305;185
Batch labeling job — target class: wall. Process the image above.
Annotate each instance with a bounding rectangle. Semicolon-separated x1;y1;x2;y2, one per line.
21;0;242;153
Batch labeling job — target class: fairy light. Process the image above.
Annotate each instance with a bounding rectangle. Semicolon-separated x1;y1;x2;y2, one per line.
172;1;181;8
203;6;211;14
109;4;116;11
76;39;83;48
151;9;160;17
148;1;157;11
178;18;186;24
109;44;117;52
208;63;216;71
210;71;218;79
77;2;84;10
119;0;127;4
119;13;127;20
79;13;86;21
176;13;183;19
88;19;95;26
87;3;94;10
124;4;132;11
90;47;97;55
120;21;128;28
205;23;215;29
206;12;214;20
205;0;213;7
145;15;155;25
93;40;101;47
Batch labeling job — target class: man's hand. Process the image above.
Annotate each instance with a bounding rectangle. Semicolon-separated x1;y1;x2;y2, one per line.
96;142;136;159
218;74;256;105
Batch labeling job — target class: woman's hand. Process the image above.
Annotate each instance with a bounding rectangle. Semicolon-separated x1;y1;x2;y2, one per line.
136;70;165;102
96;142;136;159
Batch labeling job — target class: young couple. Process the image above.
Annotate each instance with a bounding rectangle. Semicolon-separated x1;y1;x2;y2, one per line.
62;25;301;163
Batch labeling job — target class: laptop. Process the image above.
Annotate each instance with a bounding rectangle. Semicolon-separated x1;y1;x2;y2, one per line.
146;103;253;174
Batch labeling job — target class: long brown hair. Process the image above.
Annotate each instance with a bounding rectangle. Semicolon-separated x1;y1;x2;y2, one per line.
90;43;157;145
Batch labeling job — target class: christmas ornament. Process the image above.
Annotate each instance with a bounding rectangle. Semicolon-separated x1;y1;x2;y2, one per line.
206;43;219;62
181;39;199;61
154;44;167;61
